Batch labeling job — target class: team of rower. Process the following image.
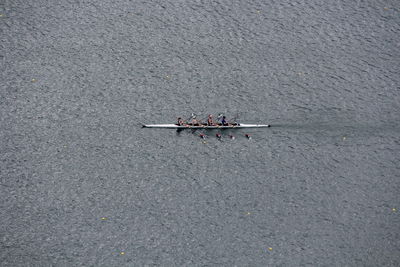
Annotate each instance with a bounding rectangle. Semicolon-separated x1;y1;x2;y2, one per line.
177;114;231;126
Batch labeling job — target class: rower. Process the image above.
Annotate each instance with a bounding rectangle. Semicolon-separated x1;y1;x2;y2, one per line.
177;117;184;126
199;133;206;139
229;134;235;140
191;115;199;126
216;133;222;140
245;134;251;139
221;116;228;126
207;114;214;126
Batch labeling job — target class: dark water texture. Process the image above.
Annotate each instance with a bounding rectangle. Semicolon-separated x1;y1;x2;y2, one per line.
1;0;400;266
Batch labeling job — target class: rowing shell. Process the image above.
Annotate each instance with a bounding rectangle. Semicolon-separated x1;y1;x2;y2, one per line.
142;124;270;129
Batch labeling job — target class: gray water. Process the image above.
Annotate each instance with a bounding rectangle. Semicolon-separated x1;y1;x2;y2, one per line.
1;0;400;266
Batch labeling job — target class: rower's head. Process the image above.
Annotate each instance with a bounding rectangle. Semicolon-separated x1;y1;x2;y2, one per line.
208;114;213;118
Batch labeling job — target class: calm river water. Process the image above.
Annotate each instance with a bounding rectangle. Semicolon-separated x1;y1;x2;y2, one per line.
1;0;399;265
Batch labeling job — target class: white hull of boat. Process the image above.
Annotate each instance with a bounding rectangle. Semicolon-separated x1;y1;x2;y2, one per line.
142;124;270;129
